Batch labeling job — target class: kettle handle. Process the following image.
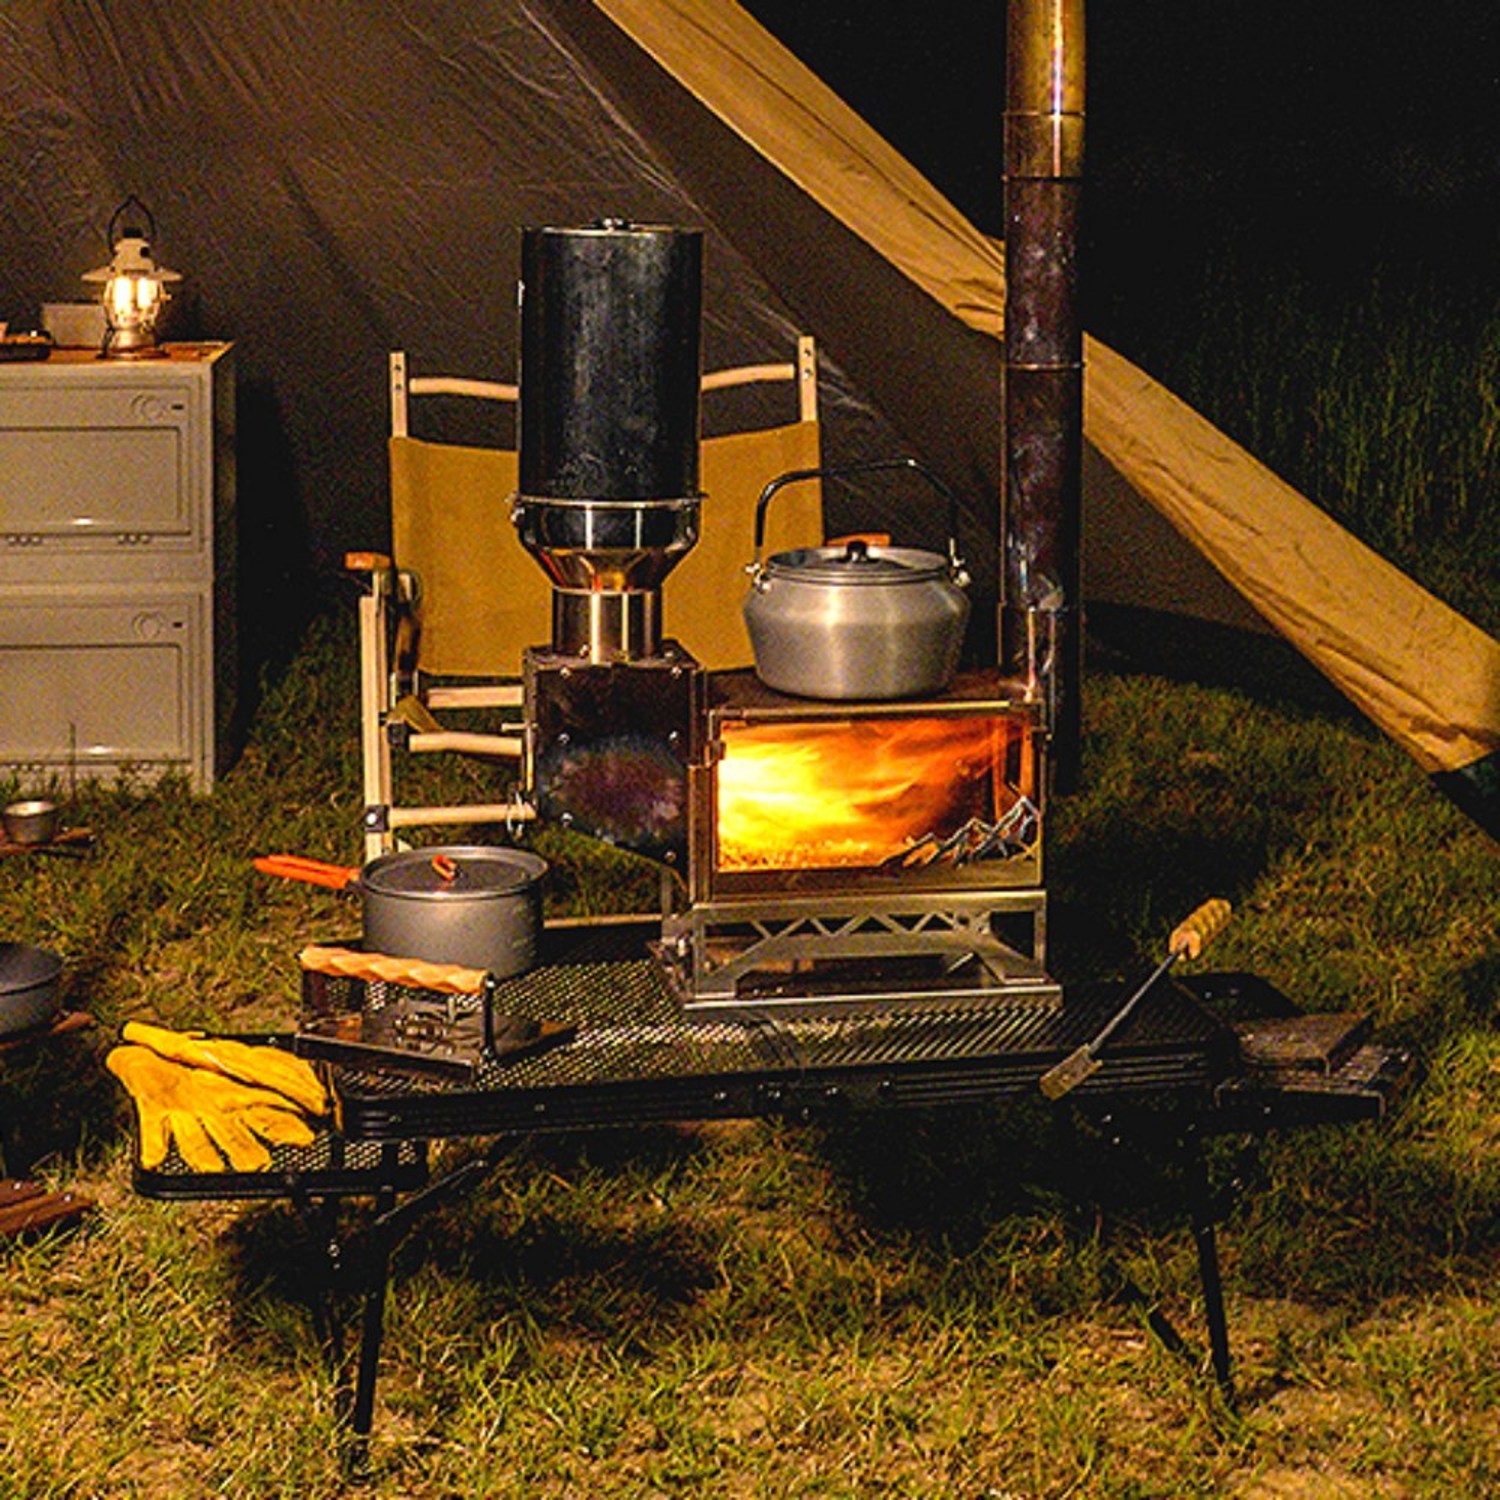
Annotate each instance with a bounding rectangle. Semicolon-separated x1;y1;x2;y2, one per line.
752;456;967;577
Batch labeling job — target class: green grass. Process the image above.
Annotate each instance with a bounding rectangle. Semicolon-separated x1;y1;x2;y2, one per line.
0;601;1495;1497
1096;245;1500;632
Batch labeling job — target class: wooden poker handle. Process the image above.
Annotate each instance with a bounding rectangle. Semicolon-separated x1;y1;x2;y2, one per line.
1168;898;1233;961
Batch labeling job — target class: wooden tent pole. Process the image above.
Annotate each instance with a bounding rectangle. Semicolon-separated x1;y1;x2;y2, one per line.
1003;0;1085;793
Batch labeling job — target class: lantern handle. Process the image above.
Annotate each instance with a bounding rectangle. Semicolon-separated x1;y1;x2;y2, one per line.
106;195;157;249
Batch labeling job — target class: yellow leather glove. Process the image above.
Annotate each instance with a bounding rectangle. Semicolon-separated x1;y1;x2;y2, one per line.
106;1045;318;1173
120;1021;328;1118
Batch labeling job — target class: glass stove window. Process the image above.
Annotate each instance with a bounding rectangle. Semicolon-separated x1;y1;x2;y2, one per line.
714;713;1033;872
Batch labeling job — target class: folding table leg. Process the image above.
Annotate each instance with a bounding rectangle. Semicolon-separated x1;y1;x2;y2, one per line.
347;1183;400;1471
1071;1108;1238;1405
283;1188;348;1398
341;1145;514;1466
1182;1135;1235;1404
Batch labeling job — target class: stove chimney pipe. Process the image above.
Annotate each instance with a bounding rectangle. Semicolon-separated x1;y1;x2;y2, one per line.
1002;0;1084;793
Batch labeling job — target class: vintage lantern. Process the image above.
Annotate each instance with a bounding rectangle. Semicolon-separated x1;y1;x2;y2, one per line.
81;196;181;357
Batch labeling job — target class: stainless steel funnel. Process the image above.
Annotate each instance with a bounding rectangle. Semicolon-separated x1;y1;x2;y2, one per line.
511;493;700;660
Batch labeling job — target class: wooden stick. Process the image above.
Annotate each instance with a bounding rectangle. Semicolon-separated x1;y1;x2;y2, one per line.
0;1190;90;1238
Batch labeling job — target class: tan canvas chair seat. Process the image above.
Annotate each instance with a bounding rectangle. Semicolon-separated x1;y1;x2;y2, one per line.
352;336;822;858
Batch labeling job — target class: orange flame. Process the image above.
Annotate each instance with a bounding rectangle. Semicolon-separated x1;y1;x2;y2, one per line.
716;714;1029;871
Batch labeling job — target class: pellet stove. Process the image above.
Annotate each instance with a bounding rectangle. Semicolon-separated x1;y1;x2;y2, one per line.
512;222;1057;1019
513;223;706;868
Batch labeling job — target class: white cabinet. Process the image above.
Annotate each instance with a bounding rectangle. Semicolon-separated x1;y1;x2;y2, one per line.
0;343;235;790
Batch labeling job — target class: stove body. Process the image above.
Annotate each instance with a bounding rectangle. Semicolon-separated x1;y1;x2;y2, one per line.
512;222;708;870
523;656;1054;1016
512;222;1059;1019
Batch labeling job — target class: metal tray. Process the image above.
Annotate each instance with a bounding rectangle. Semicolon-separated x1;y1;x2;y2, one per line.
134;1130;428;1202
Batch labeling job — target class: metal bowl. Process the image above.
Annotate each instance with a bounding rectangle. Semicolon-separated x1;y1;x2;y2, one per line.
0;943;64;1037
3;800;60;845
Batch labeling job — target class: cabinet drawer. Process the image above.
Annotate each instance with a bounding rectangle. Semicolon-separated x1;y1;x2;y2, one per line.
0;590;208;786
0;378;205;550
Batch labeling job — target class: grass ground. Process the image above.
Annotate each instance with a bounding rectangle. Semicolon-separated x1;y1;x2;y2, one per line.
1089;229;1499;634
0;602;1494;1497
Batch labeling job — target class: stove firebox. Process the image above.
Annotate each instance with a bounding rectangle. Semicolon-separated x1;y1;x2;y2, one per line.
525;645;703;866
695;670;1041;899
651;669;1056;1016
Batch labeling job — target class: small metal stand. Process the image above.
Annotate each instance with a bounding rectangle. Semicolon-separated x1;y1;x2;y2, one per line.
293;950;575;1081
657;889;1058;1019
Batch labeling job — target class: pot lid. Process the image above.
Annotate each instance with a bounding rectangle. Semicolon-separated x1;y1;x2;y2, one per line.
361;846;547;900
0;941;63;994
764;538;950;585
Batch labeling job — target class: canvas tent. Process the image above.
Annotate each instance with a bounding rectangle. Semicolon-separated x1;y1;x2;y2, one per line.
0;0;1494;831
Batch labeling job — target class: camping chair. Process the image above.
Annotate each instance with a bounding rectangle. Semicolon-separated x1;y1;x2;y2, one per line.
349;335;823;860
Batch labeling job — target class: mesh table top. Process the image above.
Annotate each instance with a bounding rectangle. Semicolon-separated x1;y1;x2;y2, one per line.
134;1128;429;1202
328;922;1235;1141
130;933;1414;1202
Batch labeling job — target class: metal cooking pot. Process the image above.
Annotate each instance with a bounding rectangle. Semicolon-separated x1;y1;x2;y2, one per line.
255;846;547;977
743;457;971;700
3;799;61;846
0;943;63;1038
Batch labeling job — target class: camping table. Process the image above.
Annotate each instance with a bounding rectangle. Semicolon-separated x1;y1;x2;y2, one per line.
133;921;1413;1458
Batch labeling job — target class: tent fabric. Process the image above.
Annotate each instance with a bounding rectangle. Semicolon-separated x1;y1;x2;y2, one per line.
596;0;1008;341
554;0;1012;594
1084;339;1500;776
0;0;1492;808
0;2;886;540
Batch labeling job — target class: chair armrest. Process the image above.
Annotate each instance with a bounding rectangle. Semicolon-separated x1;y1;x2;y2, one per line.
409;731;524;758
